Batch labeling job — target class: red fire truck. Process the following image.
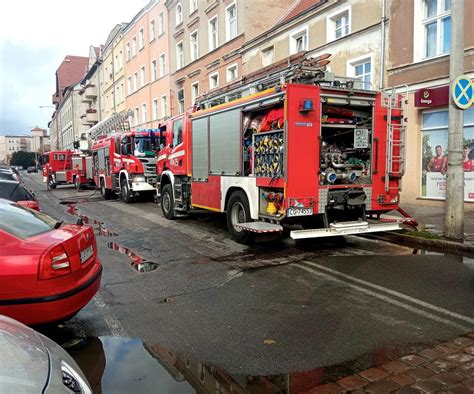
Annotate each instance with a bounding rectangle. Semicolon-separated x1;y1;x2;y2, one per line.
86;112;159;202
42;150;91;190
156;54;414;243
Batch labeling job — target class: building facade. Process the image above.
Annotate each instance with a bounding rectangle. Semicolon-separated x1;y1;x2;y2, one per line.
58;83;83;150
165;0;293;115
387;0;474;209
0;128;50;164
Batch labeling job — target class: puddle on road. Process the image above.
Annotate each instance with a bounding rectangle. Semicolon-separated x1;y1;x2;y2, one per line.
66;203;118;237
59;335;426;394
107;241;159;273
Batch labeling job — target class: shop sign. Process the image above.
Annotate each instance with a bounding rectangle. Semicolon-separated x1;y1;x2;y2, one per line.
414;86;449;107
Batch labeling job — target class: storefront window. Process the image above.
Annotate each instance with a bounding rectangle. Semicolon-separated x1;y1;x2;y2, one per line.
421;107;474;201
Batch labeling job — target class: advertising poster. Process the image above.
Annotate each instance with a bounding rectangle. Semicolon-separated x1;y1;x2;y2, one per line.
422;127;474;202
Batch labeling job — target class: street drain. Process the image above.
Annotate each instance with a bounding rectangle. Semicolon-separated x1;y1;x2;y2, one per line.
107;241;159;273
66;203;118;237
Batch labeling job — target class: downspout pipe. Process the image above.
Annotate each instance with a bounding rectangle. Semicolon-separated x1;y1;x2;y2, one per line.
379;0;387;89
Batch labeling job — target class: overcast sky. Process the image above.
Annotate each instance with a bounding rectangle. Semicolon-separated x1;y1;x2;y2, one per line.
0;0;149;136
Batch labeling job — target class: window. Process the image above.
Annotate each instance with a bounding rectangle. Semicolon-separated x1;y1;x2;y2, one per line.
135;107;139;126
126;42;131;61
289;27;308;54
208;16;218;51
173;118;184;146
191;82;199;104
161;95;168;117
159;54;166;77
116;86;120;104
178;89;185;113
226;3;237;41
226;63;238;82
158;12;164;35
150;20;155;41
151;60;157;81
119;51;123;69
176;3;183;26
141;103;147;124
152;98;159;120
127;77;132;95
132;37;137;56
120;83;125;103
0;204;55;239
423;0;451;58
327;6;351;41
209;72;219;89
190;31;198;61
133;72;138;92
347;54;373;89
190;0;197;13
261;46;274;67
139;28;144;50
176;42;184;70
140;66;146;87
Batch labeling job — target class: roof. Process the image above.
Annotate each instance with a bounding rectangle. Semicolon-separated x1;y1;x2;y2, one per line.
275;0;325;27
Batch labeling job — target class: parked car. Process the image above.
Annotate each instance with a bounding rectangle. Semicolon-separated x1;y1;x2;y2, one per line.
0;315;92;393
27;166;38;173
0;180;40;211
0;199;102;325
0;170;16;181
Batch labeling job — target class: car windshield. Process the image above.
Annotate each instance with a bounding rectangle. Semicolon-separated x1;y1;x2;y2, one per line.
133;137;155;157
0;202;56;239
0;172;16;181
0;182;34;202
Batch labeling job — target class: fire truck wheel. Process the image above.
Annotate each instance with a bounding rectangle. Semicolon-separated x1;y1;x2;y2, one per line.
100;179;112;200
121;178;133;203
227;190;254;245
48;176;57;190
161;184;175;219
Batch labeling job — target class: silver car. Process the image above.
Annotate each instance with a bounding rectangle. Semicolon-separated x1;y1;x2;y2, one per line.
0;315;91;393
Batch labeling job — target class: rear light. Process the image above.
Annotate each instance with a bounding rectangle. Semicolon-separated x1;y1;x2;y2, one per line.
39;244;71;280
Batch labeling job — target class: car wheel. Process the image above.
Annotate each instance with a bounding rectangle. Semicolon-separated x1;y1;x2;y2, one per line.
226;190;254;244
121;178;132;203
161;184;175;219
100;179;112;200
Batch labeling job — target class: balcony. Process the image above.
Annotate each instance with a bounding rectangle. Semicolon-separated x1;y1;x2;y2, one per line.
81;94;92;103
85;85;97;99
86;111;98;123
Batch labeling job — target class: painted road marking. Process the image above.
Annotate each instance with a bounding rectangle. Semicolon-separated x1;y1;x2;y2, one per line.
294;261;474;331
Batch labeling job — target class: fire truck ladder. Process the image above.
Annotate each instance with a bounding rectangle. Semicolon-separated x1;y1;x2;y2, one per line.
196;54;344;109
88;111;131;141
382;87;408;193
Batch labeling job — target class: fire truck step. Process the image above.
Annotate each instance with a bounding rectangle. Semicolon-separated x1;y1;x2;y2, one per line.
290;221;401;239
234;222;283;233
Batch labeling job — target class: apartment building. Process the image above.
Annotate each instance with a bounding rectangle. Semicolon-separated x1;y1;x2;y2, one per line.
165;0;293;114
58;83;84;150
124;0;171;129
242;0;386;90
100;23;128;121
0;128;50;164
387;0;474;208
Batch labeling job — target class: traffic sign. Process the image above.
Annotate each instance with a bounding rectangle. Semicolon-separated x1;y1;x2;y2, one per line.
451;75;473;109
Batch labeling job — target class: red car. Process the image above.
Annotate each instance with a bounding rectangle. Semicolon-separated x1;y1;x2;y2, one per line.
0;199;102;325
0;179;40;211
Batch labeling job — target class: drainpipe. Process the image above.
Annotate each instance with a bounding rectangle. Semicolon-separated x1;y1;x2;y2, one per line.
379;0;387;89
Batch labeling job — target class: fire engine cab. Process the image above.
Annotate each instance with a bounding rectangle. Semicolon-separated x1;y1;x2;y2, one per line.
156;54;413;244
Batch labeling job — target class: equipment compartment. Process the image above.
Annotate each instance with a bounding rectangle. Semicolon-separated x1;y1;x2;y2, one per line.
320;103;373;185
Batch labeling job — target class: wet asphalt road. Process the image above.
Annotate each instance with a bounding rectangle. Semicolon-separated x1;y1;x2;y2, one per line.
22;173;474;391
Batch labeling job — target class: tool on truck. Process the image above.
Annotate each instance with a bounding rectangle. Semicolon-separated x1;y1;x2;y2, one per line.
155;52;416;243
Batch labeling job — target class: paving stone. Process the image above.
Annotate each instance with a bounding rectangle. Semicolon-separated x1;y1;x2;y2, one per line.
464;346;474;356
308;382;343;393
463;378;474;391
407;366;434;380
436;342;462;354
363;379;400;393
381;360;409;374
431;371;464;387
453;337;474;347
390;373;416;387
395;387;422;394
412;379;445;392
425;359;453;373
448;385;473;394
400;354;428;367
418;348;443;361
358;367;388;382
336;375;368;390
444;352;474;363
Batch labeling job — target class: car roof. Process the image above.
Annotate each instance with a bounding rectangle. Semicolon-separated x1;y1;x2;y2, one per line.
0;179;20;185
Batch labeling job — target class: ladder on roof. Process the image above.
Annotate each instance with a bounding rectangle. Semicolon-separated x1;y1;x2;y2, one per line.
382;87;408;193
87;111;130;140
195;53;345;109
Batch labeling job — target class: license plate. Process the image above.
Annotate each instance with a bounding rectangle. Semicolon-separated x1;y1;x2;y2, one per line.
80;245;94;263
287;207;313;217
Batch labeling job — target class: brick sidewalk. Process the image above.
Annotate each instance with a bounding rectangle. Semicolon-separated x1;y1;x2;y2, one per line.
310;333;474;393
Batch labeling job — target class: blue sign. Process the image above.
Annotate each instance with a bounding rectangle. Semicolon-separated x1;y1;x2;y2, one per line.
452;75;473;109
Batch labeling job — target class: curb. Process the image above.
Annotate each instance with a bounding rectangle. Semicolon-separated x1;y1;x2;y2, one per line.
364;232;474;257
